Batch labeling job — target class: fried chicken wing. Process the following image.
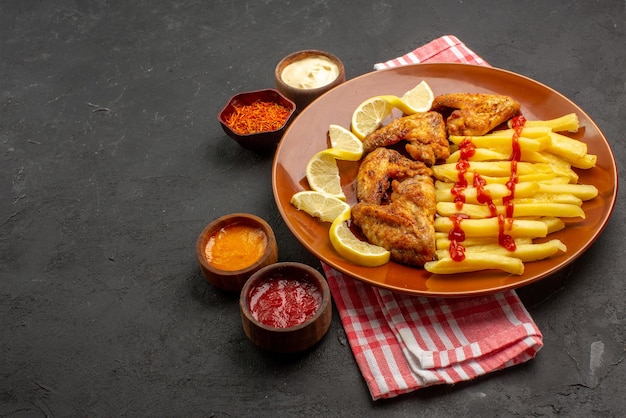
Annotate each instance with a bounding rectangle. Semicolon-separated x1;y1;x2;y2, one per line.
352;148;436;266
356;146;432;204
362;111;449;166
432;93;521;136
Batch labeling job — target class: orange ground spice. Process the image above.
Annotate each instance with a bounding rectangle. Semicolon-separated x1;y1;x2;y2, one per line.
225;100;291;135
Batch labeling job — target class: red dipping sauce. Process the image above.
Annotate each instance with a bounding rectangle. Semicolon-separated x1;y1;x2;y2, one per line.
247;273;322;328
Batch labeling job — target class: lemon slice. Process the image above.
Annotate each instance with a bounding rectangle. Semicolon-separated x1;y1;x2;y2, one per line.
290;190;351;223
305;149;346;200
377;80;434;115
401;80;434;113
350;97;393;140
328;124;364;161
329;210;391;267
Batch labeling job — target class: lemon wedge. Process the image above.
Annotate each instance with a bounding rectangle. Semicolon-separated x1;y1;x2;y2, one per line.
350;97;393;140
328;124;364;161
377;80;435;115
290;190;351;223
401;80;434;113
305;149;346;200
329;209;391;267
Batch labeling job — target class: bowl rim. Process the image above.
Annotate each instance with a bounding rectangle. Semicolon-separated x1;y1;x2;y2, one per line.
275;49;346;94
217;88;296;137
195;213;277;276
239;261;331;332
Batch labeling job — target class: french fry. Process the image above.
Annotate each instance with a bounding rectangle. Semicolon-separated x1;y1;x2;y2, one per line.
536;183;598;200
435;239;566;263
436;202;585;219
546;131;587;162
479;172;560;184
484;125;553;140
537;217;566;234
540;151;579;183
434;181;540;203
446;148;548;164
570;153;597;169
424;253;524;275
514;194;583;206
436;237;532;251
509;113;580;132
434;217;549;239
448;134;547;152
433;161;554;183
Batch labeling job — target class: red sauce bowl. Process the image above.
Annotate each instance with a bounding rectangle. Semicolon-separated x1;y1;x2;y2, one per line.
218;89;296;154
196;213;279;292
239;262;332;353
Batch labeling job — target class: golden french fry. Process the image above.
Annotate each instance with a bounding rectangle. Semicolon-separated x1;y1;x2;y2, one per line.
537;217;566;234
570;153;597;169
446;148;548;164
446;148;508;163
536;183;598;201
433;161;554;183
434;217;548;239
448;134;546;152
436;239;566;263
535;176;570;185
488;173;561;184
510;113;579;133
436;202;585;219
425;253;524;275
434;181;540;204
546;131;587;161
485;126;552;139
514;193;583;206
540;151;580;183
436;237;532;251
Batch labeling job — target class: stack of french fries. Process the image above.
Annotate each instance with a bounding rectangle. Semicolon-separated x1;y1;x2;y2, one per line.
424;113;598;275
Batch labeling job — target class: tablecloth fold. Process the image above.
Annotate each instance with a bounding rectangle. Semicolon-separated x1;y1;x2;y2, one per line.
323;35;543;401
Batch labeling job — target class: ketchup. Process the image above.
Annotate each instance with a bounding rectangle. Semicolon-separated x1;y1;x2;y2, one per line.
248;274;322;328
448;115;527;259
448;213;469;261
498;115;526;250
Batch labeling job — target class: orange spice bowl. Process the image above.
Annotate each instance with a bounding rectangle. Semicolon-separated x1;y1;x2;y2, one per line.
196;213;279;292
217;89;296;154
275;49;346;112
239;262;332;353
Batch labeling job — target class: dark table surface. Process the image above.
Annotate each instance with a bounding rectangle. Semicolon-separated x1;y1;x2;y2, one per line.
2;1;624;416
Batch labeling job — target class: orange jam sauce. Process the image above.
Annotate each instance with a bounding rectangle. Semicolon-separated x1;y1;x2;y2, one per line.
205;223;267;271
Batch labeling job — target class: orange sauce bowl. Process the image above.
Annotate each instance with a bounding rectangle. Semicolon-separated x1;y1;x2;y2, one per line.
196;213;279;292
239;262;332;353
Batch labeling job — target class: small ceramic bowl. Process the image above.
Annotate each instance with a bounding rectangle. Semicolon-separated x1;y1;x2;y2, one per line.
275;50;346;111
218;89;296;154
239;262;332;353
196;213;278;292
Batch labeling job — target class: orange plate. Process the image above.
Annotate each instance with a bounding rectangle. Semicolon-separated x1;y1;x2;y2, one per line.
272;63;617;297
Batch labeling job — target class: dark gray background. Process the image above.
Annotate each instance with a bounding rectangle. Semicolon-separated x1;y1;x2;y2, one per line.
1;1;624;416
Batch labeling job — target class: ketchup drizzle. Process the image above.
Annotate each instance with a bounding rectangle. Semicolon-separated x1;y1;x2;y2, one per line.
448;213;469;261
448;115;527;259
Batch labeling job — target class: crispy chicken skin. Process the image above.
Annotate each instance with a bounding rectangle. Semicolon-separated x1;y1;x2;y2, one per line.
362;111;449;166
356;146;432;204
432;93;521;136
352;148;436;266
